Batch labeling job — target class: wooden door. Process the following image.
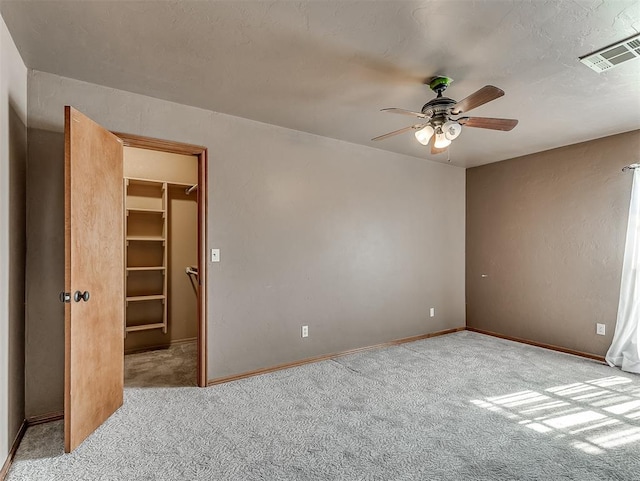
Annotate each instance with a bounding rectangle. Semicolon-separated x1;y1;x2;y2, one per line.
64;106;124;452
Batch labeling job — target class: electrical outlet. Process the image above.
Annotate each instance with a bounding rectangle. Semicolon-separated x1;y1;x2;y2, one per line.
596;323;606;336
301;325;309;338
211;248;220;262
430;307;435;318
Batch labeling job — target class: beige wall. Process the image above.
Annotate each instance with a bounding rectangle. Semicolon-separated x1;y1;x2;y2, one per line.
466;130;640;356
25;69;465;416
0;13;27;462
166;187;198;342
124;147;198;184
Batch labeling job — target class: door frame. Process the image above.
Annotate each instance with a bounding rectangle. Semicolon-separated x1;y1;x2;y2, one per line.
114;132;208;387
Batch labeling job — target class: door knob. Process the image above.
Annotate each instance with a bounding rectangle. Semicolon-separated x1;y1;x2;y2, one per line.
74;291;90;302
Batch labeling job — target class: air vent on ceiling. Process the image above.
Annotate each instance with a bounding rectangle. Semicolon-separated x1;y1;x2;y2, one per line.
579;33;640;73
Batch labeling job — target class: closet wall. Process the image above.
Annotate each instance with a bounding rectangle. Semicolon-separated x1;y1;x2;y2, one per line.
123;146;198;353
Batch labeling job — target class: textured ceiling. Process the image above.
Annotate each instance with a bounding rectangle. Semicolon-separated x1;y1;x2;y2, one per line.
1;0;639;167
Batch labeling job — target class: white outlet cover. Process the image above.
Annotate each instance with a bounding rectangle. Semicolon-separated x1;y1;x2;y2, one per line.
301;325;309;338
211;248;220;262
596;323;606;336
430;308;435;318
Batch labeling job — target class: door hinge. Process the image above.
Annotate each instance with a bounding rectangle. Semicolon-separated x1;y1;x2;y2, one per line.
59;291;71;303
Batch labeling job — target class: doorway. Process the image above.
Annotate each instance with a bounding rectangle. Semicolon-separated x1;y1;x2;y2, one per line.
116;133;208;388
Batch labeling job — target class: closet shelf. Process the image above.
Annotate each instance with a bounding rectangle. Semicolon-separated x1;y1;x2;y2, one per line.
126;294;166;302
126;208;165;214
127;177;165;186
126;236;165;242
124;175;169;337
126;323;165;333
126;266;166;271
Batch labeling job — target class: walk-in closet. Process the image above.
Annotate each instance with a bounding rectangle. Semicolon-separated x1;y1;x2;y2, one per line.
122;146;199;387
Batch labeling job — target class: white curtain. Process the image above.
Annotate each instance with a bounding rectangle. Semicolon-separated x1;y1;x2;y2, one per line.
606;168;640;374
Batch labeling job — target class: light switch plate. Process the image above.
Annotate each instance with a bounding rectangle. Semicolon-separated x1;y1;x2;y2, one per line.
211;248;220;262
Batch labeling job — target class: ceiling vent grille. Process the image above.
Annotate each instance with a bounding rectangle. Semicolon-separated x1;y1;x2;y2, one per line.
579;33;640;73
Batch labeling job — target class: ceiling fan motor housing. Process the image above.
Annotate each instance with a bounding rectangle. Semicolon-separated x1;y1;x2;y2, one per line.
421;97;456;127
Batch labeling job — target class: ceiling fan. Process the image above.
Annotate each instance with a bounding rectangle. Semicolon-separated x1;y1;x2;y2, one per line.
372;76;518;155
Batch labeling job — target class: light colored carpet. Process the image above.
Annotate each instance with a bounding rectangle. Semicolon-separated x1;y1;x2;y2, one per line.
125;341;197;388
8;331;640;480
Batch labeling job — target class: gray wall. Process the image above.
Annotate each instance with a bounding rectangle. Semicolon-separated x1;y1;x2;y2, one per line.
26;70;466;416
466;130;640;356
0;13;27;461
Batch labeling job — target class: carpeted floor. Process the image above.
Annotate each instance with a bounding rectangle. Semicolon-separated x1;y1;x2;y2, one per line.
8;331;640;480
125;341;197;388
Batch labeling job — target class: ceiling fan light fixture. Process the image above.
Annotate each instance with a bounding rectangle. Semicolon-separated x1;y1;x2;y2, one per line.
434;131;451;149
443;121;462;140
414;125;434;145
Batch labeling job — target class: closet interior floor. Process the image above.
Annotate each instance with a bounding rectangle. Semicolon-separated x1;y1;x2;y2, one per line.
124;341;197;388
